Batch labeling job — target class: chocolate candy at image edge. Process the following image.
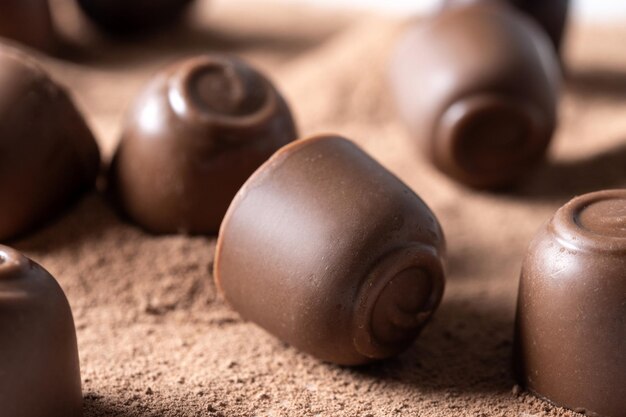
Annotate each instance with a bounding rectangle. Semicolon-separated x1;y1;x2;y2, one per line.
109;54;297;234
76;0;196;35
514;189;626;417
442;0;570;53
390;3;560;189
0;0;56;52
215;135;446;365
0;245;82;417
0;46;100;241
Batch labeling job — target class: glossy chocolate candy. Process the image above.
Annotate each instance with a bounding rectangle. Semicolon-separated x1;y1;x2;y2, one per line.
215;135;445;365
0;245;82;417
391;3;560;189
0;46;100;241
515;189;626;417
442;0;569;52
0;0;56;52
76;0;196;35
109;55;297;234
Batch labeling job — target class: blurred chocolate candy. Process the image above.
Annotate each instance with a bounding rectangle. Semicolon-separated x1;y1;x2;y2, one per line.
0;245;82;417
109;54;297;234
442;0;569;52
76;0;196;35
0;46;100;241
390;3;560;189
215;135;445;365
0;0;56;52
515;189;626;417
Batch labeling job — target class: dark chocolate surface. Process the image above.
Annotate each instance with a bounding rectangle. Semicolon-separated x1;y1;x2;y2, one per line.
109;54;297;234
215;135;445;365
514;189;626;417
0;0;56;52
0;245;82;417
0;46;100;241
390;3;560;189
76;0;196;35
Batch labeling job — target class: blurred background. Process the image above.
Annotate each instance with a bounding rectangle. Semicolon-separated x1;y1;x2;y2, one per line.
283;0;626;21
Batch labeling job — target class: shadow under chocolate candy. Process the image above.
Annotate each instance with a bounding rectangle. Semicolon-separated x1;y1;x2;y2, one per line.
511;141;626;200
351;298;515;394
10;193;117;253
567;67;626;101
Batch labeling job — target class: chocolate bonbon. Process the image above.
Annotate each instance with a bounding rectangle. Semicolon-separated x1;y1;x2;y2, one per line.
442;0;569;52
0;0;56;52
0;245;82;417
109;54;297;234
514;189;626;417
0;46;100;241
76;0;196;35
215;135;445;365
390;3;560;189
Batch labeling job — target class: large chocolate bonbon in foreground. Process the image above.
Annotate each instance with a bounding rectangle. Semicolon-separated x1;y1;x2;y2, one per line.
0;47;100;241
76;0;196;35
390;3;560;189
515;189;626;417
442;0;570;52
0;0;56;52
109;55;297;234
0;245;82;417
215;135;445;365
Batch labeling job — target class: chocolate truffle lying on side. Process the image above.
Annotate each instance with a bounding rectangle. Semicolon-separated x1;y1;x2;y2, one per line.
0;46;100;241
442;0;569;53
109;54;297;234
390;3;560;189
0;0;56;52
215;135;445;365
76;0;196;35
515;189;626;417
0;245;82;417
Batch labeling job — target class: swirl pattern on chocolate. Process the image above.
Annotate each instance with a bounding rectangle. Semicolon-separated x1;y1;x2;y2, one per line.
109;54;297;234
215;135;445;365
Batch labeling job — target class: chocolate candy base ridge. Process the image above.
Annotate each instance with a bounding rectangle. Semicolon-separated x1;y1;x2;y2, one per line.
215;135;446;365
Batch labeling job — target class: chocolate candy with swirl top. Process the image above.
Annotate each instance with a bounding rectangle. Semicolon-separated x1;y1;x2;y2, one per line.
109;55;297;234
0;245;82;417
214;135;446;365
390;3;560;189
514;189;626;417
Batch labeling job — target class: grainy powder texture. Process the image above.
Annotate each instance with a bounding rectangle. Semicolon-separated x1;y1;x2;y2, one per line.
6;0;626;416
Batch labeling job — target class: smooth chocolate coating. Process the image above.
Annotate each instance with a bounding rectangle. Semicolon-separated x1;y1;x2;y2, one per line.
0;46;100;241
215;135;445;365
76;0;196;35
390;4;560;189
514;189;626;417
0;245;82;417
0;0;56;52
109;55;297;234
442;0;569;53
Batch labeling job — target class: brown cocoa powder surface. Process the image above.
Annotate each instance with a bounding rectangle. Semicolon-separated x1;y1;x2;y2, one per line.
7;1;626;416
